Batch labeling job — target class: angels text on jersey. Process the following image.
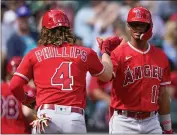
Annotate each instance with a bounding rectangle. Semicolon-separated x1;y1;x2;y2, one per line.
35;47;87;62
123;65;163;87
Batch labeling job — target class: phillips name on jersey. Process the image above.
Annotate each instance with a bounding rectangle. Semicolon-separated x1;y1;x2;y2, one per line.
35;45;87;62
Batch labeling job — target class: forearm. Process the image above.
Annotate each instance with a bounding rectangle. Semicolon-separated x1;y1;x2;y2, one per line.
158;87;170;115
98;53;113;82
9;76;27;102
102;53;113;69
158;86;172;132
22;105;37;123
96;36;122;82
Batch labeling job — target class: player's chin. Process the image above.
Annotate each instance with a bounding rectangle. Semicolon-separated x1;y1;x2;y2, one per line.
133;35;140;40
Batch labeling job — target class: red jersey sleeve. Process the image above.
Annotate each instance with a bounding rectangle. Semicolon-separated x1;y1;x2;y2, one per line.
14;51;33;82
87;49;105;76
160;57;171;86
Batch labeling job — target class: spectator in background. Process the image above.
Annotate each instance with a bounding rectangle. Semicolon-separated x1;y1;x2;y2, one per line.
162;20;177;69
74;1;108;48
91;2;120;54
157;1;177;22
112;18;128;41
6;5;38;61
1;46;7;81
6;0;26;11
2;10;17;54
29;1;49;33
1;3;9;80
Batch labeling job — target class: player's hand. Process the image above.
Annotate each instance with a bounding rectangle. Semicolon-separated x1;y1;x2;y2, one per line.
22;92;36;109
96;36;123;55
30;114;51;134
163;129;173;134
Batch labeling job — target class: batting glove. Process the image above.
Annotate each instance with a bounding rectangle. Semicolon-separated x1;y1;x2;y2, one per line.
96;36;123;56
30;114;51;134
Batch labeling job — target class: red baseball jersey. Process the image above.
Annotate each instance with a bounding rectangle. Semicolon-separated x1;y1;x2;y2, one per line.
88;76;112;100
14;43;104;109
110;42;171;112
1;82;34;134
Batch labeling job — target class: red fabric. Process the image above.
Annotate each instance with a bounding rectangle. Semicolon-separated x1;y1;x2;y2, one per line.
96;36;122;55
169;13;177;22
42;9;70;29
14;43;104;109
9;76;27;102
23;85;36;97
127;6;152;24
163;130;173;134
140;26;153;41
7;56;22;74
110;42;171;112
88;76;112;100
88;77;100;95
1;82;31;134
170;71;177;99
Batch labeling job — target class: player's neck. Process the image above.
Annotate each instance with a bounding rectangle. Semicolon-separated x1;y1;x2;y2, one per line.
130;39;148;52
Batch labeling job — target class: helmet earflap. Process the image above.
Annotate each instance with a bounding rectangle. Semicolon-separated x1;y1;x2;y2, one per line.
140;25;153;40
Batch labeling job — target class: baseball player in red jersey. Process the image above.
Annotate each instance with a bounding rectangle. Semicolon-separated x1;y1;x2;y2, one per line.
9;10;122;134
97;6;173;134
1;57;36;134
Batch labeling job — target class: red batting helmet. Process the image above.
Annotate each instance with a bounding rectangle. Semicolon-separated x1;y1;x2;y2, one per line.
42;9;70;29
7;56;22;74
127;6;153;41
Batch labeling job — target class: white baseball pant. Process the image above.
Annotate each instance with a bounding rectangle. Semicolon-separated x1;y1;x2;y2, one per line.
109;111;162;134
32;104;87;134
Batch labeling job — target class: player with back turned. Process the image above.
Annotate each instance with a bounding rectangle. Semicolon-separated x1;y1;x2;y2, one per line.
9;10;122;134
97;6;173;134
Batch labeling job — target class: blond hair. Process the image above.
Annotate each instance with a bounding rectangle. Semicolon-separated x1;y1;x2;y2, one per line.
38;27;76;46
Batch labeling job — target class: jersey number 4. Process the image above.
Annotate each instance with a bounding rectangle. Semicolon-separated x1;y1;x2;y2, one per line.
51;62;73;90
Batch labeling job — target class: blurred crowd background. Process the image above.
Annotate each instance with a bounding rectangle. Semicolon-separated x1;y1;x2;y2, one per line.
1;0;177;133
